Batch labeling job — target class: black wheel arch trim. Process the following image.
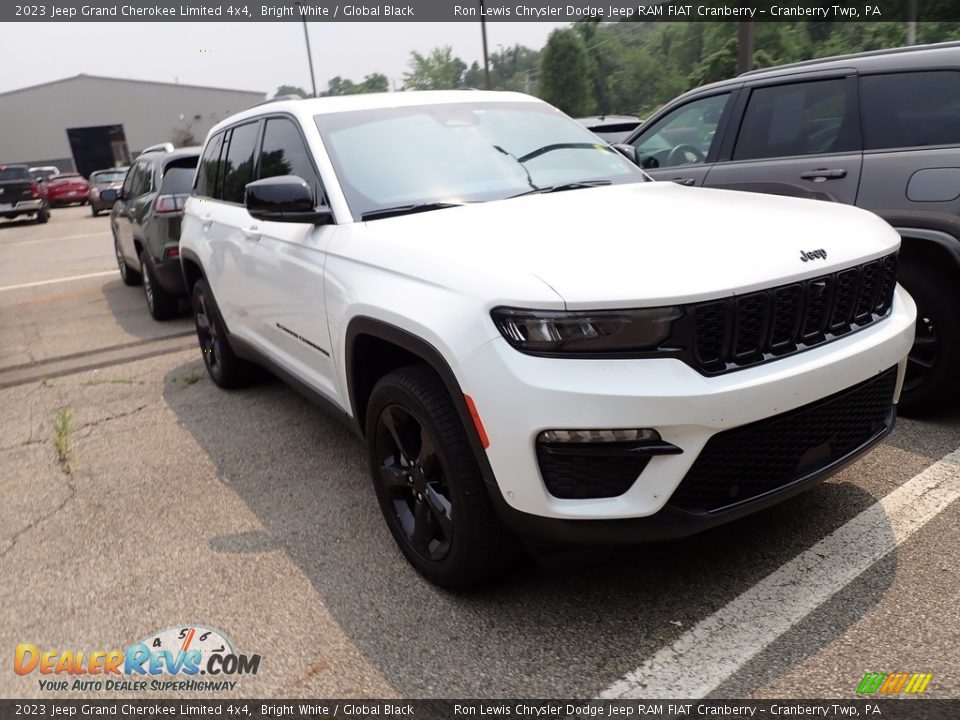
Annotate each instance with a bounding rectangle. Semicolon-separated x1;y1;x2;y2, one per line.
344;317;501;493
179;247;207;293
879;210;960;270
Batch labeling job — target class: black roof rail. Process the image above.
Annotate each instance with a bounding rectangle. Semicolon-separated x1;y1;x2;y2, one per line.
739;40;960;77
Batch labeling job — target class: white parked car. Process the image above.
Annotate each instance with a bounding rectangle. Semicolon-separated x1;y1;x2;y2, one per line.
179;91;916;588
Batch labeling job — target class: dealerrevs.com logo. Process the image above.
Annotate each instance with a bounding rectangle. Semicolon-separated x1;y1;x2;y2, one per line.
14;625;261;692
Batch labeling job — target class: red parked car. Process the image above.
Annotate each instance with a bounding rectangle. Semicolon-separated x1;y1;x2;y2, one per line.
46;173;91;207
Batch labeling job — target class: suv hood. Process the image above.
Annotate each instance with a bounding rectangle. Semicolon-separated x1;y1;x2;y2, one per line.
356;182;901;309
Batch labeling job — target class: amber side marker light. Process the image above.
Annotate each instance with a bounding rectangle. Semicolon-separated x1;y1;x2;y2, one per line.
464;394;489;448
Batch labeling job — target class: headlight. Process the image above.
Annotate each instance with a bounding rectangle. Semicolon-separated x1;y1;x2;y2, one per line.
491;306;682;355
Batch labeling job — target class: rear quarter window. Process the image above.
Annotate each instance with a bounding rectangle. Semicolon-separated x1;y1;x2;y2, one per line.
195;132;225;198
861;71;960;150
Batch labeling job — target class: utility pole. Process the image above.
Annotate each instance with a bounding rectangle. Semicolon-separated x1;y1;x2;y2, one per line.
737;21;754;74
479;0;491;89
906;0;918;45
296;3;318;97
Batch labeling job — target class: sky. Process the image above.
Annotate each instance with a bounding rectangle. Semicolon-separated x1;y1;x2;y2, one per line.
1;22;570;96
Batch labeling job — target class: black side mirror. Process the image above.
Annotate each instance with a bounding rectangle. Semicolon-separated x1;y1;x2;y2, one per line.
245;175;333;225
612;143;640;165
115;188;124;201
101;188;118;203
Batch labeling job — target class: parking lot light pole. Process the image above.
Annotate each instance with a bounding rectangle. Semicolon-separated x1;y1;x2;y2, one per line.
480;0;491;89
296;3;319;97
737;22;754;74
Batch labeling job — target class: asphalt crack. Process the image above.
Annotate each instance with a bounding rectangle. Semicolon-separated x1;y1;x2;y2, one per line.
0;472;75;561
74;403;152;438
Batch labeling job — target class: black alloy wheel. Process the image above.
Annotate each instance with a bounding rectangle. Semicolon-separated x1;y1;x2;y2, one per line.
191;279;252;388
374;403;454;562
365;366;510;589
114;232;140;286
897;261;960;415
902;302;938;396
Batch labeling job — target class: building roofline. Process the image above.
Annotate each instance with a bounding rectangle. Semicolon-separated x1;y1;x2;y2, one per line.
0;74;266;99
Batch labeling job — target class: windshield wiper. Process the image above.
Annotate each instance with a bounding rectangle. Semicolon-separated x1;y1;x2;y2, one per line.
517;142;617;163
507;179;613;199
361;202;466;221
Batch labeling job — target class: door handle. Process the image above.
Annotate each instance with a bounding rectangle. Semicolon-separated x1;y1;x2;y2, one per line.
800;168;847;181
240;225;260;241
672;177;696;186
201;214;213;230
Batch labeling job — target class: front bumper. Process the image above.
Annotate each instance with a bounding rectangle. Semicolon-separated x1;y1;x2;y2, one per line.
459;285;916;533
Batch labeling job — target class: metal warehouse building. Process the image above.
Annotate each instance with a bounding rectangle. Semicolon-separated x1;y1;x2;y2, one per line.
0;74;265;177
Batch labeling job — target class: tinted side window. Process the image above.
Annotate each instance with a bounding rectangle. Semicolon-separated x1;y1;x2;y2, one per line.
121;163;137;196
130;161;152;197
221;121;259;204
259;118;322;200
195;132;224;198
734;78;856;161
632;93;729;169
862;71;960;150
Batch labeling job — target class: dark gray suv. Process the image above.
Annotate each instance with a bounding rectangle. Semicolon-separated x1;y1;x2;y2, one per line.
110;147;199;321
623;41;960;415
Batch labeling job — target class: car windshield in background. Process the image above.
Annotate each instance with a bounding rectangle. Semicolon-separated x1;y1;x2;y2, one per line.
91;170;126;184
160;161;197;194
0;167;31;181
50;173;82;182
314;101;646;220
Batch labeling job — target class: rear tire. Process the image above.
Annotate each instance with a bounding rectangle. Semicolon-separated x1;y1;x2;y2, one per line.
366;365;509;589
897;262;960;415
140;251;179;321
191;279;254;389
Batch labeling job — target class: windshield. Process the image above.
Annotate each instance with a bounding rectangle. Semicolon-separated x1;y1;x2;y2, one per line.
314;101;646;220
0;167;31;181
91;170;126;184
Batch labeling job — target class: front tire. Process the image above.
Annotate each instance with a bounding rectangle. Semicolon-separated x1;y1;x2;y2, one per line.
898;263;960;415
35;204;49;224
191;279;253;388
366;366;508;589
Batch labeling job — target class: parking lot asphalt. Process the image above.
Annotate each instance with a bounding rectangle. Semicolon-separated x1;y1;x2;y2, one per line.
1;205;959;700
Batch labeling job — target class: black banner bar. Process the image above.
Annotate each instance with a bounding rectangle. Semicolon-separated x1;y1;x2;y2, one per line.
5;0;960;23
1;700;958;720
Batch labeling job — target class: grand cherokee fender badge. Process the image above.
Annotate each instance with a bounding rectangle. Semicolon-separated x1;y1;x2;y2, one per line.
800;248;827;262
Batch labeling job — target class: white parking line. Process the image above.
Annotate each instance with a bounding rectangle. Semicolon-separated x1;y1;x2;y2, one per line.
600;447;960;699
0;231;108;248
0;270;116;293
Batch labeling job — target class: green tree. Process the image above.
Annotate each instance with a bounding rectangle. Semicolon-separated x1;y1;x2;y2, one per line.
359;73;389;93
324;76;358;96
539;28;594;116
322;73;389;96
274;84;309;99
403;46;468;90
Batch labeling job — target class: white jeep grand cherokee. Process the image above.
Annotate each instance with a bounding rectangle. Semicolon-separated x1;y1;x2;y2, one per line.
180;91;916;588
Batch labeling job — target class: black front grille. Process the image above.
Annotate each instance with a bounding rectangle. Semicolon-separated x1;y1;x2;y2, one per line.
537;444;651;499
692;254;897;374
670;368;897;513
